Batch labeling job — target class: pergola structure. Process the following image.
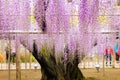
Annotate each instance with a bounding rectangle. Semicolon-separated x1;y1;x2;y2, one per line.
0;0;120;80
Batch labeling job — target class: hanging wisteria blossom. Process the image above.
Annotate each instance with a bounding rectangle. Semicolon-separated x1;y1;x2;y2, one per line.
0;0;120;80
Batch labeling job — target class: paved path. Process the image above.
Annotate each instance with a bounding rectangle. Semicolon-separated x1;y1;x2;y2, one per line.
1;61;120;70
0;63;41;70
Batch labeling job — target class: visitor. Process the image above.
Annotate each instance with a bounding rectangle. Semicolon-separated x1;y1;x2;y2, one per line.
117;46;120;62
11;52;16;64
5;46;10;62
11;48;16;64
104;46;114;66
0;54;4;62
114;43;119;62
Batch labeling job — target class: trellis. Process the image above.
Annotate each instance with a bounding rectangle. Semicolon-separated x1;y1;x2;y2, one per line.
0;0;120;80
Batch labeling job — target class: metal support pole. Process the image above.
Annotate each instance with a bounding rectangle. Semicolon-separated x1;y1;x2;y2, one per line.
25;42;27;69
16;34;21;80
8;51;11;80
8;35;11;80
29;53;32;69
103;52;105;76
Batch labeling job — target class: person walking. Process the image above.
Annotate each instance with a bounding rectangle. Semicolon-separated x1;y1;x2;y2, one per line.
104;46;114;66
114;43;119;63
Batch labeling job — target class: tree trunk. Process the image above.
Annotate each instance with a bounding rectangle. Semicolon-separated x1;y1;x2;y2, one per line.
32;41;85;80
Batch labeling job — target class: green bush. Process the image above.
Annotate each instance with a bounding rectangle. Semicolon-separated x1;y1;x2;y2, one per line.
20;54;36;62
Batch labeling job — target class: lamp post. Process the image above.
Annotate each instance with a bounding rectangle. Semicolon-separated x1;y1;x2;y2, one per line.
95;63;100;72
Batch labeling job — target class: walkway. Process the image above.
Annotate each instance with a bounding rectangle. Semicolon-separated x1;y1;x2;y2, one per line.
1;61;120;70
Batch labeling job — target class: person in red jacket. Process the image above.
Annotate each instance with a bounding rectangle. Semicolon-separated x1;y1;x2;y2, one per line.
117;46;120;61
104;46;114;66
